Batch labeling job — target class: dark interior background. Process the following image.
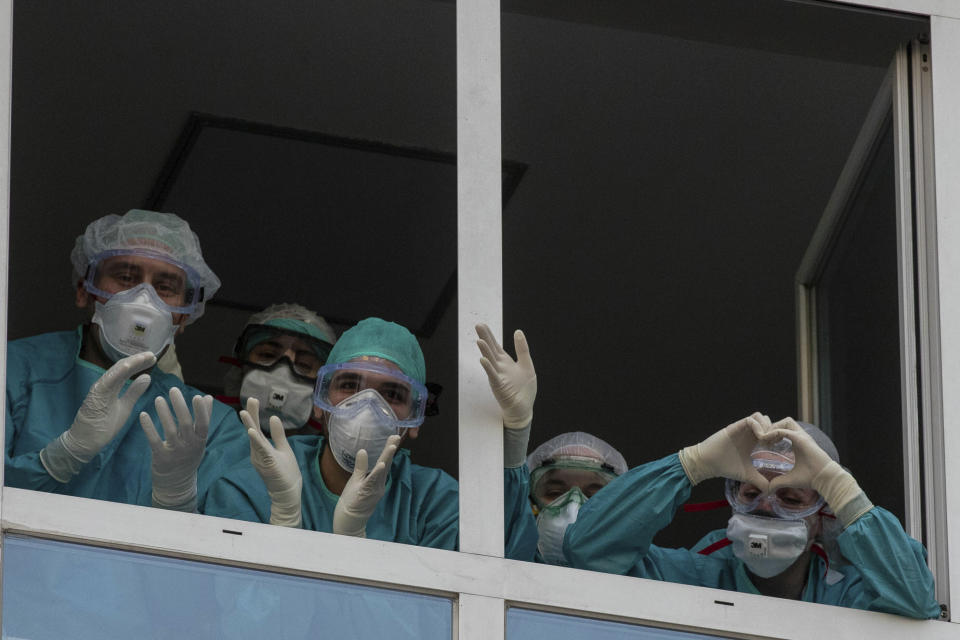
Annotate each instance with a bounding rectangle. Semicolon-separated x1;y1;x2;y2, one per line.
8;1;925;547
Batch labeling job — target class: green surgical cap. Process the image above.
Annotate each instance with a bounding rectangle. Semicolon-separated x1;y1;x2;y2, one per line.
327;317;425;384
263;318;332;343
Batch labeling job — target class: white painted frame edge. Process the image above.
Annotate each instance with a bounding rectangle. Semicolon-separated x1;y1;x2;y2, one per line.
0;0;12;616
2;1;959;638
911;38;951;614
929;14;960;620
836;0;960;19
2;488;955;640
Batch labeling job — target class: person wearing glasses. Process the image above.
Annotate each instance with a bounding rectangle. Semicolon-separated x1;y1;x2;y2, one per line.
5;209;248;512
203;317;539;559
217;303;336;437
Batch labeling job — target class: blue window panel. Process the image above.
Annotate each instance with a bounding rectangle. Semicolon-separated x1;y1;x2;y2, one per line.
3;535;452;640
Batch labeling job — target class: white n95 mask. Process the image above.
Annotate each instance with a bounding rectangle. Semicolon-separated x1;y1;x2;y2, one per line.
325;388;403;472
92;283;178;363
536;486;588;565
727;513;810;578
240;363;315;432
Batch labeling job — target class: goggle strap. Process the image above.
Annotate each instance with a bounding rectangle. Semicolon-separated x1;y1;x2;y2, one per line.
683;499;730;512
811;543;829;577
698;538;733;556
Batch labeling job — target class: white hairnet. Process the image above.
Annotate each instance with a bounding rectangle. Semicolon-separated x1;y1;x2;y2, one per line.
527;431;628;476
70;209;220;323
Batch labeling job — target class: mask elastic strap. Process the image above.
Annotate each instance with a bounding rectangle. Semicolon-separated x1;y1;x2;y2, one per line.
683;499;729;512
698;538;732;555
305;415;325;433
810;543;829;577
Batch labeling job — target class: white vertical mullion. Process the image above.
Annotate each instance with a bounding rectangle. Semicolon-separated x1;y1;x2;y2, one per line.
458;593;504;640
0;0;13;621
891;45;923;542
456;0;505;559
930;14;960;621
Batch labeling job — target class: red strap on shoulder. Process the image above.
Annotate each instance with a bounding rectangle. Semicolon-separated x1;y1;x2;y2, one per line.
219;355;242;367
215;395;240;406
810;543;829;577
698;538;733;555
683;500;729;512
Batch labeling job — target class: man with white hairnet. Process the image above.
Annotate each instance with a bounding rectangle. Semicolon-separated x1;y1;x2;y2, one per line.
218;303;336;436
5;209;248;511
526;432;626;564
562;415;940;618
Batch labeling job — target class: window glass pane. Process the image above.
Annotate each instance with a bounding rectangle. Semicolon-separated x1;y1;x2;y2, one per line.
507;608;723;639
816;124;904;519
5;1;477;554
502;0;938;618
2;535;453;640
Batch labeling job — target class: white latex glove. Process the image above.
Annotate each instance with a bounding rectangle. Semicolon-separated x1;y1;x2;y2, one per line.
333;434;401;537
40;351;156;483
240;398;302;527
678;412;772;487
139;388;211;512
766;418;871;527
476;324;537;428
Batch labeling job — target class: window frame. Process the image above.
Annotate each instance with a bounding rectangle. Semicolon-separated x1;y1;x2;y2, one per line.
2;1;960;638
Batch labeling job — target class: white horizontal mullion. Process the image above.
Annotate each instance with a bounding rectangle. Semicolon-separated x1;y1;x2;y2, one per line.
4;489;956;640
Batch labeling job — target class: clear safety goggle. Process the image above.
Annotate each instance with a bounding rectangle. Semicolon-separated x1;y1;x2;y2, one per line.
235;324;334;380
83;249;204;315
724;477;826;520
529;457;618;508
313;361;428;428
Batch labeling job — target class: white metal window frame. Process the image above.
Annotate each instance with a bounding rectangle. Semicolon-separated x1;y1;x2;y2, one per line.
795;42;923;551
0;1;959;639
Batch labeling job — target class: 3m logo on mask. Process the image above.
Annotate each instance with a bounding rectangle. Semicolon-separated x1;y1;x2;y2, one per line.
748;533;769;557
271;391;287;403
134;323;147;335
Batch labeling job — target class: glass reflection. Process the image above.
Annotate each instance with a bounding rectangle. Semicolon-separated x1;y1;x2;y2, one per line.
2;535;452;640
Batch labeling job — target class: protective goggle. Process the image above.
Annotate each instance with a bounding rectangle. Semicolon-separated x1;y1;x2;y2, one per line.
314;360;428;428
235;324;334;379
724;478;826;520
83;249;204;315
529;457;618;508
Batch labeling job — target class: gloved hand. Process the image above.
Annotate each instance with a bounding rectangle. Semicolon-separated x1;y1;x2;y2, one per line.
40;351;156;483
333;434;401;537
766;418;871;527
241;399;303;527
476;324;536;468
139;388;211;512
678;412;772;487
476;324;537;428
